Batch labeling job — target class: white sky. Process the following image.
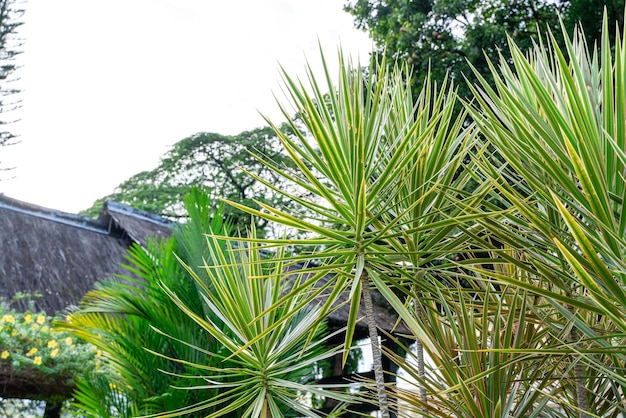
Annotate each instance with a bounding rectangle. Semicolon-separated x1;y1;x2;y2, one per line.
0;0;373;213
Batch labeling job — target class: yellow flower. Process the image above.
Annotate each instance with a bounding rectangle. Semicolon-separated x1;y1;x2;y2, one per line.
33;356;42;365
1;351;9;359
36;314;46;324
24;314;33;324
32;324;40;331
47;340;58;349
65;337;73;346
109;382;117;390
40;325;49;332
50;349;59;358
11;329;18;336
26;347;38;357
1;314;15;324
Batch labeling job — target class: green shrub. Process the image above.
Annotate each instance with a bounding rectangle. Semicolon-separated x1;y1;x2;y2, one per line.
0;299;98;401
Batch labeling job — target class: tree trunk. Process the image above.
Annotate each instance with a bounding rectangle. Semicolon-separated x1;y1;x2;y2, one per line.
361;270;390;418
414;289;428;417
43;400;62;418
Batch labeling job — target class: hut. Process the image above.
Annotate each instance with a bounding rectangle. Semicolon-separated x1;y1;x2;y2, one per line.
0;194;172;314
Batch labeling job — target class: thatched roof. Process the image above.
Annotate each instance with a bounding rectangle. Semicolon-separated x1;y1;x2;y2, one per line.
100;200;172;248
0;194;173;313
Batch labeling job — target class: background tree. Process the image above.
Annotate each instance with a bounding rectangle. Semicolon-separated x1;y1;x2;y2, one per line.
0;0;23;176
82;126;304;237
567;0;625;46
343;0;624;99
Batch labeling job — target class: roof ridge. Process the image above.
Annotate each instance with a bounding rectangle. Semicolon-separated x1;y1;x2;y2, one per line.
0;194;109;234
105;200;173;227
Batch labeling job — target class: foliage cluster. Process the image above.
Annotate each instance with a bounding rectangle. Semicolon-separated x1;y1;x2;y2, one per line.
81;127;304;238
343;0;624;100
0;298;97;411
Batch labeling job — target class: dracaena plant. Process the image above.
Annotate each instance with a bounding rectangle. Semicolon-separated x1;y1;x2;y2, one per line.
222;47;482;417
150;234;356;418
467;11;626;417
388;250;595;418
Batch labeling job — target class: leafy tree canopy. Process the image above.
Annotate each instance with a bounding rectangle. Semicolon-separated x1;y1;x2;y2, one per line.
344;0;624;98
82;126;302;237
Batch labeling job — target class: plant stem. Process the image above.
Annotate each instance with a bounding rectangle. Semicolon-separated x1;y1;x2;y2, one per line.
262;400;272;418
361;269;391;418
414;288;428;417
